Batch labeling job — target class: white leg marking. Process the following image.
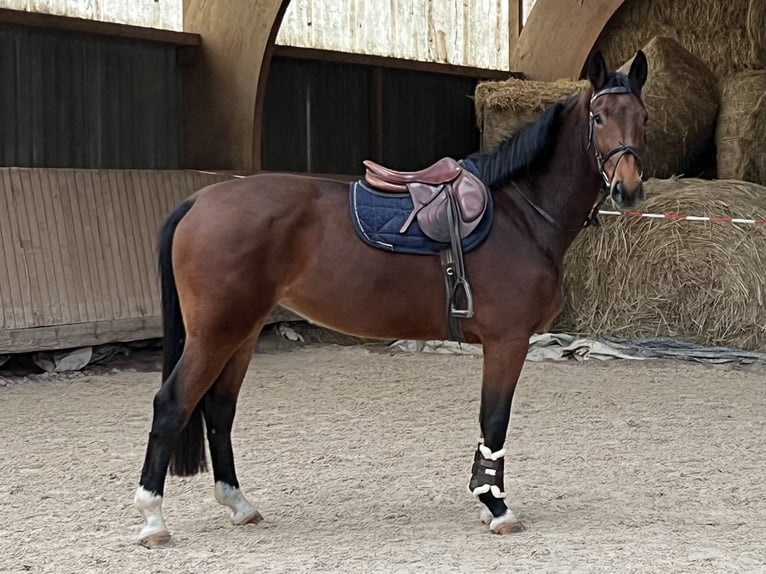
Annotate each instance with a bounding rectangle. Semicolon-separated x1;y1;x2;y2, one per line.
480;507;493;525
214;481;263;525
134;486;170;544
489;508;523;534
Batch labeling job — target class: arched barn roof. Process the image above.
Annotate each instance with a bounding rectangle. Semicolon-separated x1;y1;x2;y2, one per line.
182;0;626;170
511;0;626;80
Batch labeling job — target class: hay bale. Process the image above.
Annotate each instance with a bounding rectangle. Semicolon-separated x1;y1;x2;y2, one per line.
556;178;766;351
474;78;587;150
619;37;719;179
716;70;766;185
749;0;766;66
596;0;764;79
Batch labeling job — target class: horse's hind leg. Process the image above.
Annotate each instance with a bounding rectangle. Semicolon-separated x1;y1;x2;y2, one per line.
204;334;263;526
135;335;241;546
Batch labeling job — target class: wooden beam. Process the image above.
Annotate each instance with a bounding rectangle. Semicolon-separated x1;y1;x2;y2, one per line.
273;45;517;80
181;0;291;170
252;0;293;173
0;308;302;354
510;0;625;81
508;0;523;64
0;8;200;46
0;317;161;354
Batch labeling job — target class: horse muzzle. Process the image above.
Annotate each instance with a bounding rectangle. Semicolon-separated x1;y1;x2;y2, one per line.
610;179;644;210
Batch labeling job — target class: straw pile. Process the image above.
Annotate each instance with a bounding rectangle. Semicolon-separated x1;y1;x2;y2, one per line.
556;178;766;351
595;0;765;78
474;78;587;150
749;0;766;66
619;37;719;179
716;70;766;185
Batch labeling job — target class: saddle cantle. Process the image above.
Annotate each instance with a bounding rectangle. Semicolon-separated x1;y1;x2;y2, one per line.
363;158;488;244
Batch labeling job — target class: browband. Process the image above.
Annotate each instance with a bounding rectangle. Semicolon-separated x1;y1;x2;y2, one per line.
591;85;634;102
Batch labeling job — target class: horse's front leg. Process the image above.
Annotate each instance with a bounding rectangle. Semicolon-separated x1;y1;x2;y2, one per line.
470;338;528;534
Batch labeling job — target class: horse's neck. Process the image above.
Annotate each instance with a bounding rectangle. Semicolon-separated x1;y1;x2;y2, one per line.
515;99;603;261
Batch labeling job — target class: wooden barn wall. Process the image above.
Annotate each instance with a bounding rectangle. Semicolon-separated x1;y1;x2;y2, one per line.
379;68;480;171
0;168;229;353
261;56;480;174
262;57;373;174
0;23;182;169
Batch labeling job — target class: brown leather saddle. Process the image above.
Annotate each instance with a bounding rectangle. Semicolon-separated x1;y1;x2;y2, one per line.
362;157;490;342
363;157;488;243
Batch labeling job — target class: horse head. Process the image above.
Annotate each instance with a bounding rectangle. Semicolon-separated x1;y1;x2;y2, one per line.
586;50;649;210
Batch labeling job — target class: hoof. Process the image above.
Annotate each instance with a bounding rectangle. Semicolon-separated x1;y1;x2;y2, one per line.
215;482;263;527
138;531;173;548
232;508;264;526
489;509;524;534
479;507;493;525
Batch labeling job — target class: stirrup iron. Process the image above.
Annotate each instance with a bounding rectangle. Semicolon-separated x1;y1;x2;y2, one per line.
450;277;474;318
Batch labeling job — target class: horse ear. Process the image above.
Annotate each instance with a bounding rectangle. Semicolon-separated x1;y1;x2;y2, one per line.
629;50;648;91
587;50;608;92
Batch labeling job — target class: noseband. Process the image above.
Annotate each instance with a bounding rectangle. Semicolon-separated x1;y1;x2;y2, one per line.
585;85;644;226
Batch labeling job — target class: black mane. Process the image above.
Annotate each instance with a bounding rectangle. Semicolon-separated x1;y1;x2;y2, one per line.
466;100;566;189
466;71;639;190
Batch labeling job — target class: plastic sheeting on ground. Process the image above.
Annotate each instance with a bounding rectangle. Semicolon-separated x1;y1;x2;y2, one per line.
390;333;766;364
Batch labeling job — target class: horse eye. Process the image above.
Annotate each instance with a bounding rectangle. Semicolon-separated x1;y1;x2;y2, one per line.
593;114;604;125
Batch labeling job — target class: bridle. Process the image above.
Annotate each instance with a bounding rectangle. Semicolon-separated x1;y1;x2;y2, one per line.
584;85;644;226
512;84;645;231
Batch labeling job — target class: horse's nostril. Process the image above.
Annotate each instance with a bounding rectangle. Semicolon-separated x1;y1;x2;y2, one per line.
612;182;624;204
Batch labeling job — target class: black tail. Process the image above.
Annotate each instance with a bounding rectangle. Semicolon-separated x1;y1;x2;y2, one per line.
158;200;208;477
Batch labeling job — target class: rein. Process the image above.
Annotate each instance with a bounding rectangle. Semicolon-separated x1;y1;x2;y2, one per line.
514;84;644;231
512;182;584;233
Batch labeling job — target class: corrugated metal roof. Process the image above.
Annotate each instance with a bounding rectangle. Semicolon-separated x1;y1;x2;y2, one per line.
276;0;511;70
0;0;182;30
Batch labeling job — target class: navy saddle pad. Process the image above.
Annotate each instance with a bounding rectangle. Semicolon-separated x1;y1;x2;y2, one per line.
349;179;493;256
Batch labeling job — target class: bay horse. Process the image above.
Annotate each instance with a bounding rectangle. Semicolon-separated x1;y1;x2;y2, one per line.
135;50;648;546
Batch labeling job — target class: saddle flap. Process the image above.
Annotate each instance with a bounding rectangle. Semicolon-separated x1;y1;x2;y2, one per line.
413;174;488;243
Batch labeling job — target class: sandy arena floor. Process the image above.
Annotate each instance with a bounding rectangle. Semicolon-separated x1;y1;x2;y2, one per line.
0;343;764;573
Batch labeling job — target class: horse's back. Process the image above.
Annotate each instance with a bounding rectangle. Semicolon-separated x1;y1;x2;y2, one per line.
180;173;350;251
191;172;347;212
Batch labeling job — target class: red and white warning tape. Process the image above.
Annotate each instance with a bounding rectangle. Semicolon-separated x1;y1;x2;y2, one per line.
598;210;766;226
